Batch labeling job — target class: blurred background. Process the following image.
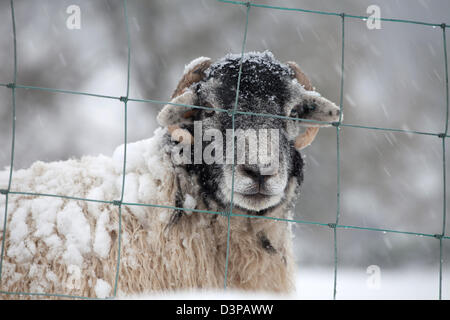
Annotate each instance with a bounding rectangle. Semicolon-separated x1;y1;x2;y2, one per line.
0;0;449;299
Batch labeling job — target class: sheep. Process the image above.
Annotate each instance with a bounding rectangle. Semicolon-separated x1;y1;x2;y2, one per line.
0;51;341;299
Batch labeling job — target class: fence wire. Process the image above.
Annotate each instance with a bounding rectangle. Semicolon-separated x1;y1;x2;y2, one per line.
0;0;448;300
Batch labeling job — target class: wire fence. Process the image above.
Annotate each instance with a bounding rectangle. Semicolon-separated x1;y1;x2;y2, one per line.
0;0;448;300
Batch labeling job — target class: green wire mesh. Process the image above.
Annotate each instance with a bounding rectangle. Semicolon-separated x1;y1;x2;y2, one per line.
0;0;448;300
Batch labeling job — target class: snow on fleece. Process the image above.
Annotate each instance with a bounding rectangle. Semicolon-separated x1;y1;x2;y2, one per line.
0;127;173;295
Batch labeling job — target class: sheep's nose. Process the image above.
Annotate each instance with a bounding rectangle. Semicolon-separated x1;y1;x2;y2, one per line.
329;109;340;117
241;165;263;182
240;164;277;184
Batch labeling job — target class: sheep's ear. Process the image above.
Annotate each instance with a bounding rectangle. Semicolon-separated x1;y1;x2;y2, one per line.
157;89;198;128
157;57;212;143
286;61;341;151
286;61;318;151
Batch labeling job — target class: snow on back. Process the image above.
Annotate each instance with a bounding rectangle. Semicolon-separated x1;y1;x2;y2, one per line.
93;210;111;259
56;202;91;266
31;197;63;238
7;206;33;264
112;127;166;176
0;169;9;190
113;128;170;225
95;279;112;298
0;126;176;296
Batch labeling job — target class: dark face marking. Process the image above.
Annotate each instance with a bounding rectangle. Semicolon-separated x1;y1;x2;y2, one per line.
257;231;277;254
174;52;305;215
203;52;293;113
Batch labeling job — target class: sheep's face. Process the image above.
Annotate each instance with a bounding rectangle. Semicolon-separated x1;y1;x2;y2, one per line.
158;52;340;215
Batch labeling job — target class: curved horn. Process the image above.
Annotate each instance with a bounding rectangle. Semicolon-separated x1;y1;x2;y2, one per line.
158;57;212;144
286;61;314;91
294;127;319;150
172;57;212;99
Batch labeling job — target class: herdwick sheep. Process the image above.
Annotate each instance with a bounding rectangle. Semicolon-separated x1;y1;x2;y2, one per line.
0;51;341;299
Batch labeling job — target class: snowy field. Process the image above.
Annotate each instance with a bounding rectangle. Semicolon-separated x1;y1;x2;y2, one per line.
122;267;449;300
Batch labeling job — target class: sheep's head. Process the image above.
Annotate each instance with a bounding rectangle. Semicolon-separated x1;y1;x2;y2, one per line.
158;51;340;215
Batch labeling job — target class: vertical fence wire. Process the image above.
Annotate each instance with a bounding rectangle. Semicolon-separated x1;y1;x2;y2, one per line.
332;13;345;301
112;0;132;298
439;24;448;300
223;1;251;289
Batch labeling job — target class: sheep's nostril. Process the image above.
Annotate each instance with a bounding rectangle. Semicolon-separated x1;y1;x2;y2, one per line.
241;165;262;181
330;110;340;117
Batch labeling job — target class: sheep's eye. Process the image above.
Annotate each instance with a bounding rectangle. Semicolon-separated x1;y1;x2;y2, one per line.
203;109;215;117
202;102;216;118
291;103;316;118
289;107;299;118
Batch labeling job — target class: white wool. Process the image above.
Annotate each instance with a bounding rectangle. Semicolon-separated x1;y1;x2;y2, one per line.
66;265;82;291
137;173;156;202
0;54;302;296
9;206;29;244
183;56;210;75
0;118;181;297
123;173;139;203
0;201;6;232
93;210;111;259
112;128;166;176
143;128;167;173
7;241;33;264
56;202;92;266
86;187;105;218
28;263;41;278
124;249;138;268
95;279;112;298
113;142;144;175
43;233;63;260
63;243;84;266
183;194;197;216
46;270;58;284
0;169;9;190
25;239;36;255
31;198;62;238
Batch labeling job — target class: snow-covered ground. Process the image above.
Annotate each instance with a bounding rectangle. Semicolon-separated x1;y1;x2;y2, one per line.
294;267;448;300
121;267;449;300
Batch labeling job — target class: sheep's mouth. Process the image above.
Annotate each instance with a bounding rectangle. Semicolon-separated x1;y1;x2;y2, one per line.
297;113;339;127
230;191;284;213
236;190;280;197
237;192;273;200
232;194;282;215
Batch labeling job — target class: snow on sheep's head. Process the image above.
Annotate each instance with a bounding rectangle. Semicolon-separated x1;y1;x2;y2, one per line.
158;51;341;214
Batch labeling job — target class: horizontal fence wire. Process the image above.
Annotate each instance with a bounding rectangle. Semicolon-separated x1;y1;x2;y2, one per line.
2;84;449;138
0;0;448;300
